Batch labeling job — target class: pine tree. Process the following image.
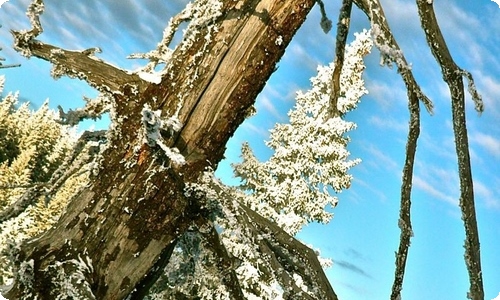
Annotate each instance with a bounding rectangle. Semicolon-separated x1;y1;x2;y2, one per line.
233;30;372;236
0;76;90;285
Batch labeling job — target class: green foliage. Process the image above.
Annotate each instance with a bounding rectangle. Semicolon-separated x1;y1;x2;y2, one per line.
0;75;90;285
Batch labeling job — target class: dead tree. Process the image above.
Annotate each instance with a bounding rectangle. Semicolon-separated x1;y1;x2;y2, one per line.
2;0;337;299
1;0;484;299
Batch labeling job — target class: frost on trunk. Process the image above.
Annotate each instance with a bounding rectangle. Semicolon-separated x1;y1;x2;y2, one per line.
416;1;484;299
1;0;343;299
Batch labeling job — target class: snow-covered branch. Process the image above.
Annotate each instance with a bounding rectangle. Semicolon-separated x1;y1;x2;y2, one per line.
57;94;112;126
11;0;146;94
183;172;338;299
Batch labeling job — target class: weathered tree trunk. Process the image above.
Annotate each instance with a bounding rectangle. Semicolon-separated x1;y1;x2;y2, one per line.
5;0;316;298
416;1;484;299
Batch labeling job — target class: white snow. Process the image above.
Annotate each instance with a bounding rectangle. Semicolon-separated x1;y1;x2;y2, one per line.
141;104;186;165
137;71;162;84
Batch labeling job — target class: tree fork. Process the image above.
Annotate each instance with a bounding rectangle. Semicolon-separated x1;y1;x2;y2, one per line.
4;0;317;298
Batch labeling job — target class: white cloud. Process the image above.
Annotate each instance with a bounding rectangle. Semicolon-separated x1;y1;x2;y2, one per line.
365;78;407;110
474;179;500;210
363;143;399;172
413;175;458;206
368;115;407;133
471;132;500;159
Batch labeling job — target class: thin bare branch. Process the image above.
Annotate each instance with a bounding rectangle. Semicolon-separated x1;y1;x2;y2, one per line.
353;0;434;114
416;1;483;299
11;0;145;94
391;92;420;299
329;0;353;117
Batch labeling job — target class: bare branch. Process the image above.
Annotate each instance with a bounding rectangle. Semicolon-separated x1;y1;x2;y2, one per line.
416;1;484;299
57;93;112;126
353;0;434;113
391;92;420;300
315;0;333;33
11;0;146;94
329;0;353;117
0;26;21;69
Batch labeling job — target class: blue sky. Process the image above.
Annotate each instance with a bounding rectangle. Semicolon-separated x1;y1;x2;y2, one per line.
1;0;499;299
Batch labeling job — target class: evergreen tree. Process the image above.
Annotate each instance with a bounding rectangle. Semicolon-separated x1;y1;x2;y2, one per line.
0;76;90;285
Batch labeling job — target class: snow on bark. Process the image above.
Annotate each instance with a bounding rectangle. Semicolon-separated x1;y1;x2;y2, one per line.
129;0;223;87
141;104;185;166
354;0;434;114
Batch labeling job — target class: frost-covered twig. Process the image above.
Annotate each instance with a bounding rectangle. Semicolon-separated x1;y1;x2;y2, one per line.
129;0;223;85
10;0;44;58
10;0;145;94
57;94;112;126
416;1;484;299
459;69;484;114
353;0;434;113
127;5;192;72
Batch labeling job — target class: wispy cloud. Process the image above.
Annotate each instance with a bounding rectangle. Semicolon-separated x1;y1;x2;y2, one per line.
363;143;400;173
413;175;458;206
334;259;373;279
471;132;500;159
368;115;407;133
474;179;500;210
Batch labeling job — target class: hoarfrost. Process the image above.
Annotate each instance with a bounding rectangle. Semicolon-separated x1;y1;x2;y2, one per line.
141;104;185;166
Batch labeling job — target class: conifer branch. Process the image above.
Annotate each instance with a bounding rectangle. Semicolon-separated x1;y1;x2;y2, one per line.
0;130;106;223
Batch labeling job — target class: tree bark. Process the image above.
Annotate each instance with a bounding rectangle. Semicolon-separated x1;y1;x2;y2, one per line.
4;0;317;298
416;1;484;299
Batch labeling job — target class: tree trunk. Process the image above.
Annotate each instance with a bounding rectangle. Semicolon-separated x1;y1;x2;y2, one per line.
5;0;315;298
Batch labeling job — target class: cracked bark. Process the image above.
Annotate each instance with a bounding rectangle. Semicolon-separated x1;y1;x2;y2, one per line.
3;0;322;299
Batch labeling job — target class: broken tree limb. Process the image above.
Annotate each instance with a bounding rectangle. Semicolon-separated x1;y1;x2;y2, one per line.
416;1;484;299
